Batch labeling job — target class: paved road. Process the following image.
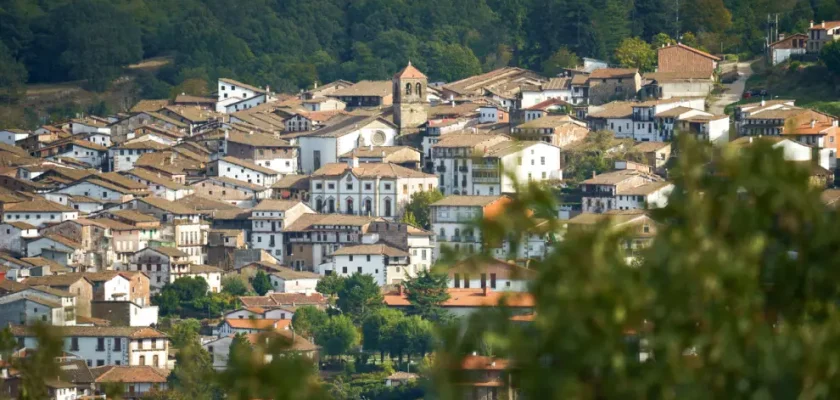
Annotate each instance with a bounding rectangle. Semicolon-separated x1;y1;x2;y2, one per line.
710;62;754;115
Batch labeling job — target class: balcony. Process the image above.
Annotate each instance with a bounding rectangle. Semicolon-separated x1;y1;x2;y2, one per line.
450;235;462;242
472;163;497;171
473;176;500;183
463;235;477;243
436;165;446;172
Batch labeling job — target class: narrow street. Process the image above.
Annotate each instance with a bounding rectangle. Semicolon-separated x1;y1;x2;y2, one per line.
709;62;754;115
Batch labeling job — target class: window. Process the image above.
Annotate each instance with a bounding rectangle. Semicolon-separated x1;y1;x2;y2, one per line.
328;183;335;189
480;273;487;288
403;184;408;194
139;355;146;365
97;360;104;366
384;184;392;190
357;267;362;273
364;183;372;190
490;273;497;289
342;267;348;273
422;250;427;260
153;355;160;366
366;255;371;262
71;338;79;351
114;338;122;351
349;255;354;262
384;199;392;217
96;338;105;351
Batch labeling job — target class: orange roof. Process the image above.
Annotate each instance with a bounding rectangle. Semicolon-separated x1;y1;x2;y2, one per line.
660;43;721;61
784;121;839;135
224;318;290;330
393;61;427;79
810;21;840;31
384;288;534;308
460;355;510;370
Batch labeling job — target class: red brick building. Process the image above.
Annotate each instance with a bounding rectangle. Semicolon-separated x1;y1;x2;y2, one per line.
657;43;721;75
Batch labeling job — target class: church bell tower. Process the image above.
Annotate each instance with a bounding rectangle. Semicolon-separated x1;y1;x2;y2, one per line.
393;61;428;133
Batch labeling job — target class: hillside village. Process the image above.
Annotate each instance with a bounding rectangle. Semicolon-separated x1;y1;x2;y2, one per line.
1;30;840;399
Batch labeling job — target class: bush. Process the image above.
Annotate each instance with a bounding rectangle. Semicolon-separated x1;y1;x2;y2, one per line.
789;60;801;73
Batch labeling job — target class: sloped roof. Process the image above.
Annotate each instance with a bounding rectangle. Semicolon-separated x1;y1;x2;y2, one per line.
329;80;392;97
393;62;427;79
5;198;75;213
10;325;167;338
220;156;278;176
219;78;265;94
92;365;169;383
589;68;638;79
252;199;305;211
312;162;435;179
384;288;534;308
659;43;721;61
331;244;409;257
137;196;199;215
226;132;292;148
124;168;189;190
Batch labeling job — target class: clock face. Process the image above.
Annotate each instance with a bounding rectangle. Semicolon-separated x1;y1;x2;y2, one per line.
372;131;386;146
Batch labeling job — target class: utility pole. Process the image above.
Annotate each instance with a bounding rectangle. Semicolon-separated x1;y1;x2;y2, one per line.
675;0;680;41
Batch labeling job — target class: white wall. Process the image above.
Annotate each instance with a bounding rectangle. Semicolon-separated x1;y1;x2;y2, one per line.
270;275;319;294
57;182;129;203
329;254;386;286
0;130;28;145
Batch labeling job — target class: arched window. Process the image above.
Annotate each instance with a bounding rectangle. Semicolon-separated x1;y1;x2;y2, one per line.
440;228;445;237
315;198;323;212
346;198;354;215
405;83;412;96
153;355;159;367
384;199;392;217
416;82;422;96
327;199;335;213
364;199;372;215
139;355;146;365
454;228;461;238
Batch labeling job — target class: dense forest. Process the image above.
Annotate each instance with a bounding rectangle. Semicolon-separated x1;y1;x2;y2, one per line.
0;0;836;99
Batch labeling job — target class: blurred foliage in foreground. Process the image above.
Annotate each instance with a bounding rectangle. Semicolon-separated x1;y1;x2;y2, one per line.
12;138;840;399
433;137;840;399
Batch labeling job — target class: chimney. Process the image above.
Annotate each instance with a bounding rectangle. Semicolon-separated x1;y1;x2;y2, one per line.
369;144;373;151
811;119;816;128
760;99;765;107
472;351;478;356
592;170;596;178
265;85;270;95
811;20;815;28
749;137;753;144
313;81;318;89
779;33;785;41
491;361;496;367
349;156;359;168
823;21;826;28
381;150;386;157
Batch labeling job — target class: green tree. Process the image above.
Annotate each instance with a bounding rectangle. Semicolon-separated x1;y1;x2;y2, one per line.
222;275;250;296
404;190;444;230
433;138;840;398
389;315;435;363
166;318;201;348
168;342;218;399
651;32;674;49
822;40;840;76
336;273;384;323
362;308;404;362
541;47;580;77
316;274;346;299
55;0;143;91
0;41;27;105
292;305;329;338
403;269;451;322
316;315;360;359
615;37;656;72
401;211;419;227
251;270;272;296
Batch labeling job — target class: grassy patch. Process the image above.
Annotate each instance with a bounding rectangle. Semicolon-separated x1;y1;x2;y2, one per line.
743;58;840;115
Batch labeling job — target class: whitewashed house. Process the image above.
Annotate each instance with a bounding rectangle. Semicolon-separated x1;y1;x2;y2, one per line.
328;244;410;286
448;258;534;292
123;168;194;201
297;115;398;174
430;134;510;196
0;129;29;145
2;199;78;227
250;200;315;262
581;165;673;213
109;140;170;172
430;195;511;257
91;366;169;398
309;160;438;219
269;268;321;294
207;156;279;188
0;222;38;255
472;140;563;195
127;247;191;290
12;326;169;368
